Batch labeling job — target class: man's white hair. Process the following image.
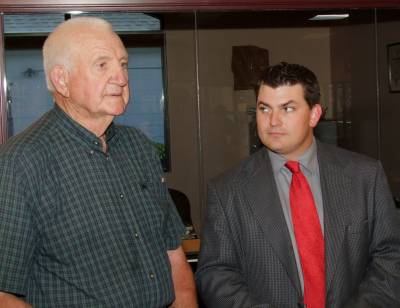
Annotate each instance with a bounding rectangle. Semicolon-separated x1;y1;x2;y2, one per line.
42;17;113;92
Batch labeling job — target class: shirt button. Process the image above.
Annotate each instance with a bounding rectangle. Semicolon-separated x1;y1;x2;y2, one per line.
106;156;110;161
89;150;94;155
149;273;155;279
134;232;139;238
119;194;124;199
93;140;99;145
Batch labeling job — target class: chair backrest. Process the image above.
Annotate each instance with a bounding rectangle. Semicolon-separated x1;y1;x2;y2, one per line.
168;188;193;226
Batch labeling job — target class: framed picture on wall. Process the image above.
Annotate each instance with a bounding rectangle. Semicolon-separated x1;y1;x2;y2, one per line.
388;43;400;92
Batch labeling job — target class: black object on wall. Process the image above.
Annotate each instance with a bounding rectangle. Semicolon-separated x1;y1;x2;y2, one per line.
231;45;269;90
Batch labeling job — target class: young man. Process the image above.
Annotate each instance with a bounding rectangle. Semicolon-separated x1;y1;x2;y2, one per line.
196;62;400;308
0;17;197;308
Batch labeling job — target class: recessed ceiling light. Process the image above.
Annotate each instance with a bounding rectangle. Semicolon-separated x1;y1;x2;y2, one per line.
67;11;84;15
309;14;349;21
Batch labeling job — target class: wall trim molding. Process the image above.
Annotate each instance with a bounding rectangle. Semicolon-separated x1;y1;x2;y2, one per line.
0;0;399;13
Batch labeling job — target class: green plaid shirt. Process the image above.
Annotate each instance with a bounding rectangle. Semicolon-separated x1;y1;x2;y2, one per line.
0;105;185;307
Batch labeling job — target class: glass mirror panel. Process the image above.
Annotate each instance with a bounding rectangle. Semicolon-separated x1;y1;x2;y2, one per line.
3;11;201;234
4;7;398;230
160;13;200;233
377;8;400;199
4;12;170;168
196;10;377;205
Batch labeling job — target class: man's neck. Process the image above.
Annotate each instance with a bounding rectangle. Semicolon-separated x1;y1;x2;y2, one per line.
99;134;108;153
55;100;113;140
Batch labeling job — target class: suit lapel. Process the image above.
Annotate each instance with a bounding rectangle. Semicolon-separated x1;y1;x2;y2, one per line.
243;149;302;296
317;143;352;293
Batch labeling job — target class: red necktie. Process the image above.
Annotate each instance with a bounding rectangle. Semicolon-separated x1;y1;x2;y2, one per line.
285;161;325;308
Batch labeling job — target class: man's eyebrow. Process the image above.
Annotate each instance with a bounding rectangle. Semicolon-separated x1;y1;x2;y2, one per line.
257;100;270;106
281;100;296;107
93;55;111;62
257;100;296;107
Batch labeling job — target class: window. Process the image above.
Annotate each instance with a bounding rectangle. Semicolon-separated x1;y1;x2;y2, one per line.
4;12;170;169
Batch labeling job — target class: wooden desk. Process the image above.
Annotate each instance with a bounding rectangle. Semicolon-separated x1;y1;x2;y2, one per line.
182;238;200;254
183;238;200;270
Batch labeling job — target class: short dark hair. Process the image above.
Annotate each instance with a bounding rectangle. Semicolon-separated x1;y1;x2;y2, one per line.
257;62;321;107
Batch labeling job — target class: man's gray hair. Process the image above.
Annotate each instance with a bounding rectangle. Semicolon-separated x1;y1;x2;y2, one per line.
42;17;113;92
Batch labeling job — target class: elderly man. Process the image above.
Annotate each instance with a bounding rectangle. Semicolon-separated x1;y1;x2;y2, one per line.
0;17;197;308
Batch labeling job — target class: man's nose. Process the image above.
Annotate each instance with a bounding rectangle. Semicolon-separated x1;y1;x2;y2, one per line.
111;65;128;86
269;110;282;126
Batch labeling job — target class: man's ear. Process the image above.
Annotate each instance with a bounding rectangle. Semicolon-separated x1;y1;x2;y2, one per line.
310;104;322;128
50;65;69;97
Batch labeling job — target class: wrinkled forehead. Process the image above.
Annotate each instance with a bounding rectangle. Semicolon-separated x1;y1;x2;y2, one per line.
70;30;128;61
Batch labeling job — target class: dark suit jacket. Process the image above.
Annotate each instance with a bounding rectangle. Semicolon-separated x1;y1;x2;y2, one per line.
195;142;400;308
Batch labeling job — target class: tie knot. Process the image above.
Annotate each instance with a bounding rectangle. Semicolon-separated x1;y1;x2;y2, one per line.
285;160;300;173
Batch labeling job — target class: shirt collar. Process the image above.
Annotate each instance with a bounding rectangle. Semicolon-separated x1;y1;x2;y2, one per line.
52;104;118;149
268;138;318;175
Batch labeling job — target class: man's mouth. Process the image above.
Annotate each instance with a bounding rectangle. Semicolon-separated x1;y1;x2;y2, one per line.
268;131;285;136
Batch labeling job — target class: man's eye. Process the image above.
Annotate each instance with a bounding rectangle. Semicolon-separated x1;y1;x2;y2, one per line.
121;62;128;69
285;106;295;112
97;62;107;69
259;106;270;113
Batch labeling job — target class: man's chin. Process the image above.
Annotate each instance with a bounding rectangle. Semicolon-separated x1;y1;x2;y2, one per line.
262;140;283;152
113;108;126;116
109;102;128;116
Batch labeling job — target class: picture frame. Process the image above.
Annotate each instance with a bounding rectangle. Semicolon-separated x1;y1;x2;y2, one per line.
388;42;400;92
